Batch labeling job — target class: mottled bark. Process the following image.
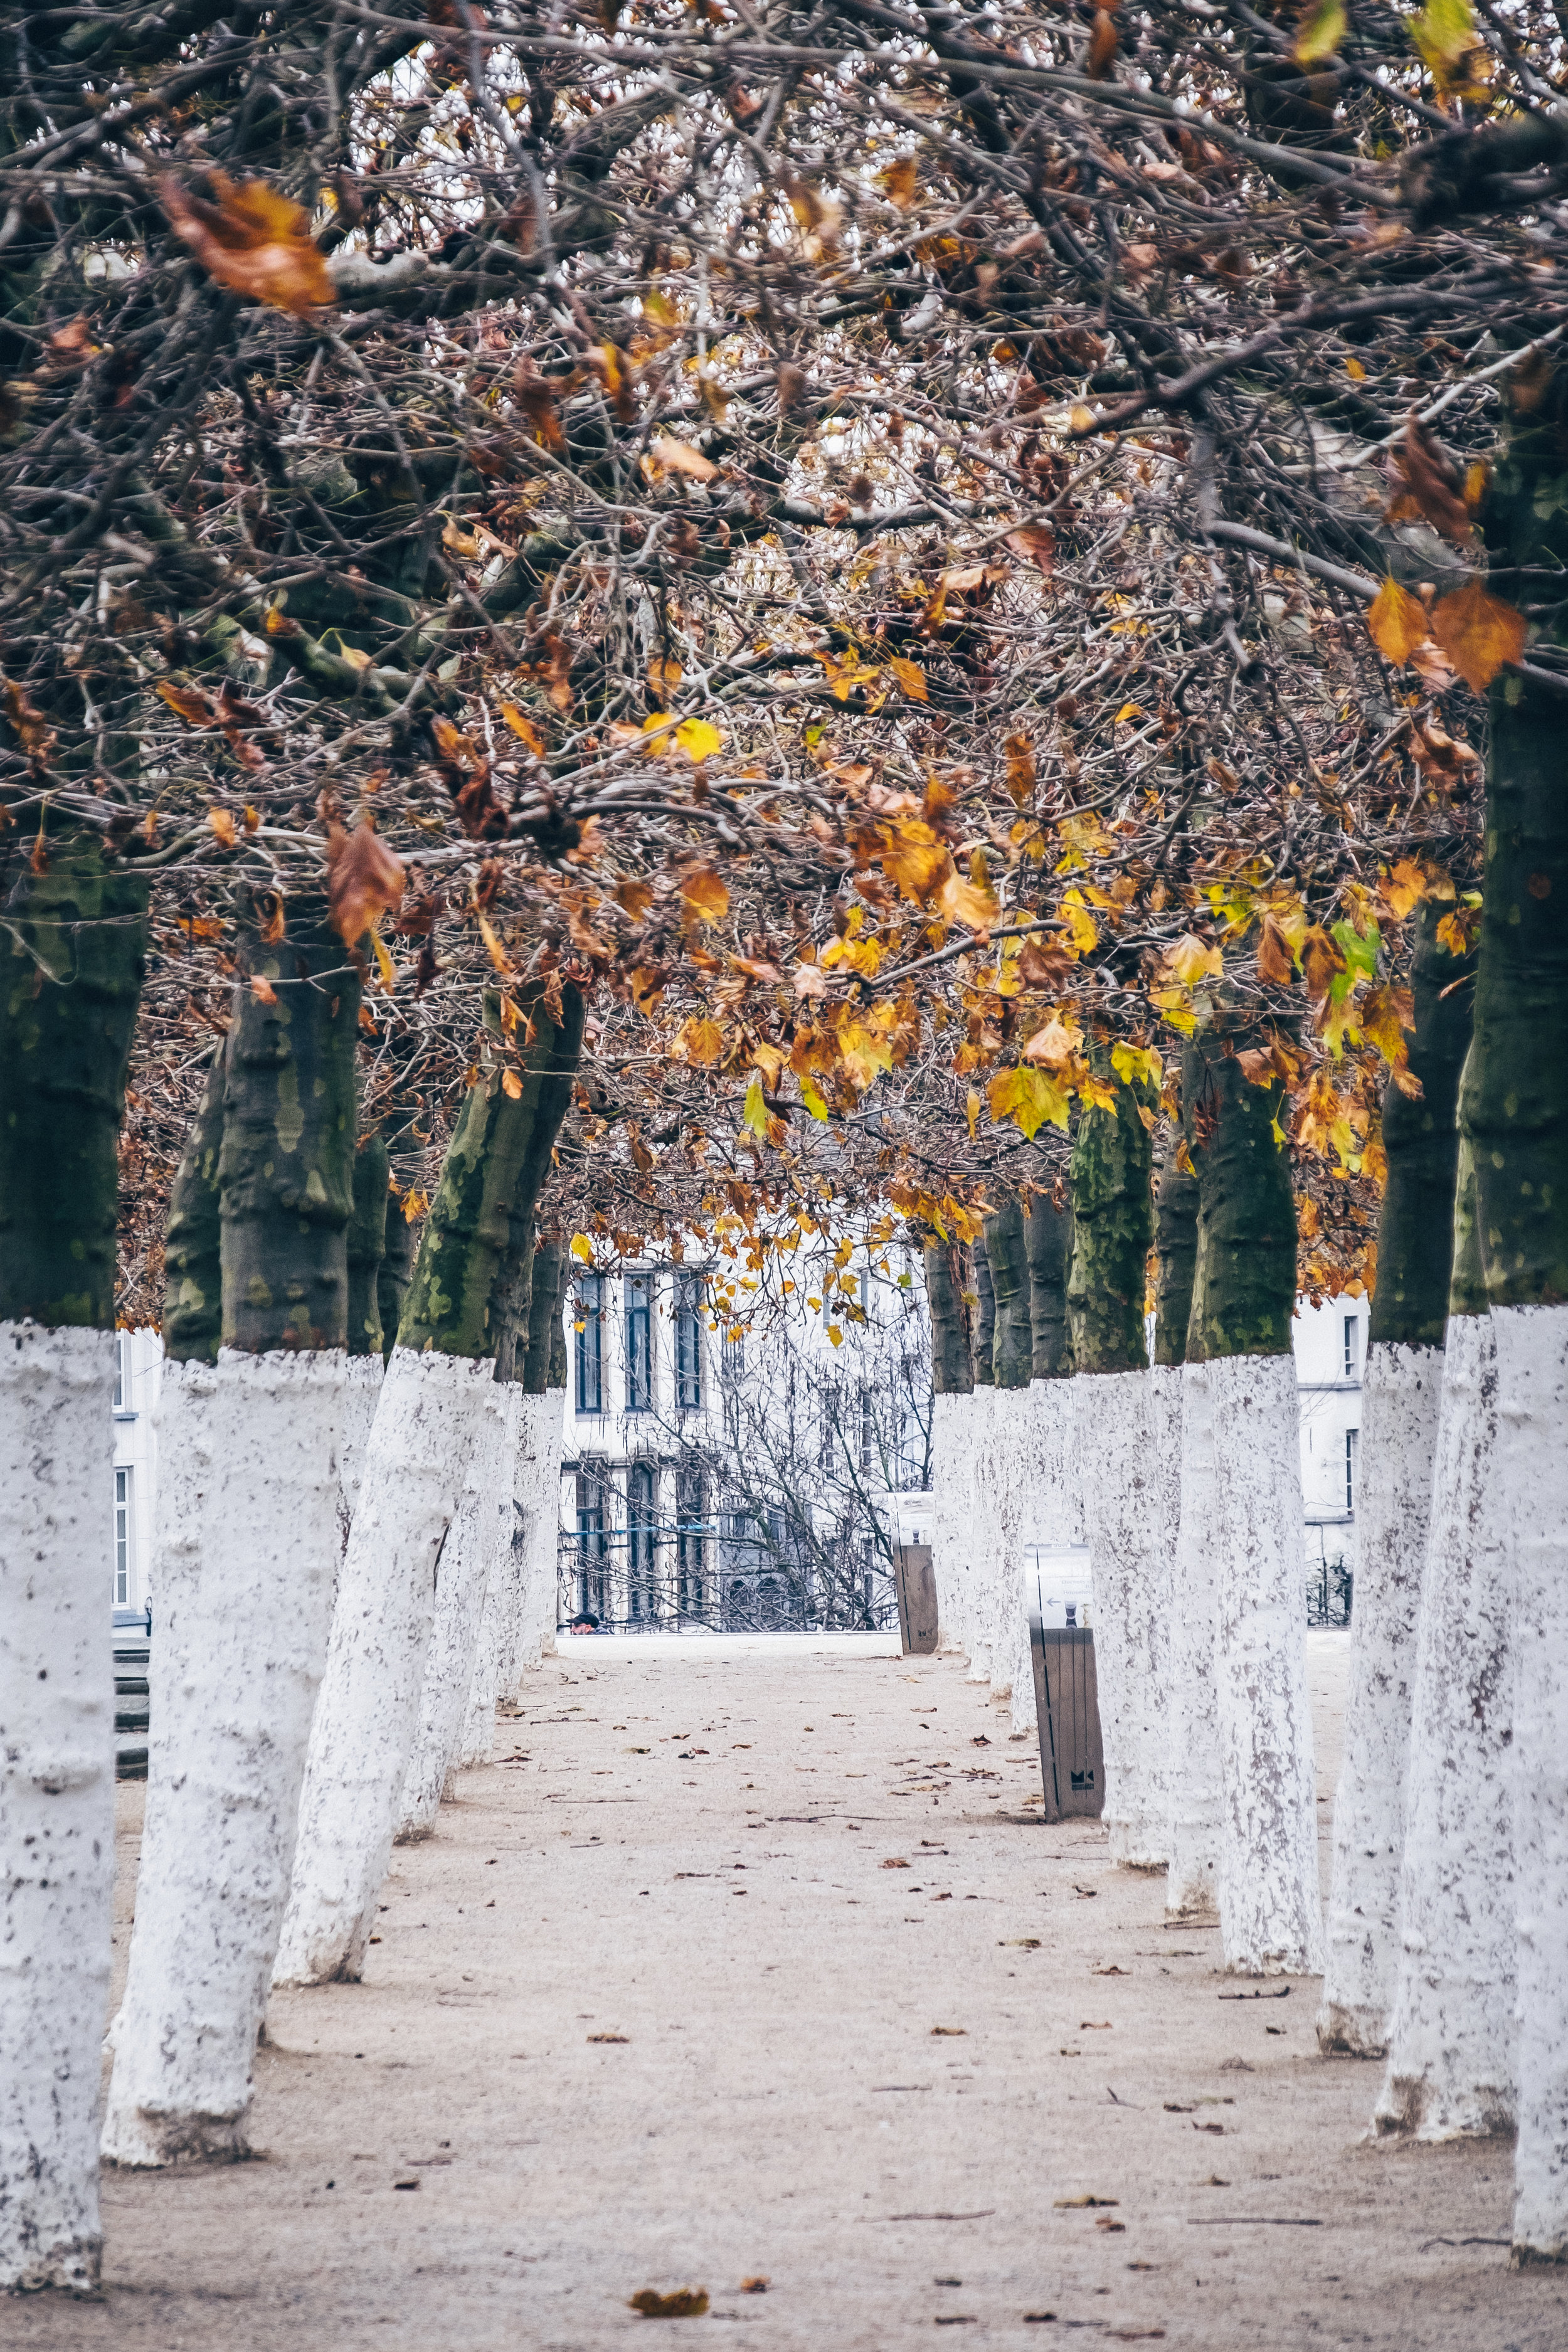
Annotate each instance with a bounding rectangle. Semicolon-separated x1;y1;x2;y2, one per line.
160;1042;226;1367
0;830;148;1328
1153;1147;1199;1369
347;1133;389;1359
219;893;359;1353
398;983;583;1362
523;1238;568;1394
984;1195;1034;1389
1067;1074;1155;1374
1184;1015;1295;1363
1024;1190;1073;1380
378;1197;418;1367
1372;904;1475;1348
972;1236;997;1387
1466;388;1568;1311
547;1291;568;1390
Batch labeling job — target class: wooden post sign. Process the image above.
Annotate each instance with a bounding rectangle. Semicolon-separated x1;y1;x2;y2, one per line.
894;1543;938;1655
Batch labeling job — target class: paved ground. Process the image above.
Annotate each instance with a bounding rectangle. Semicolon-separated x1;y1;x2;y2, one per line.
13;1629;1564;2350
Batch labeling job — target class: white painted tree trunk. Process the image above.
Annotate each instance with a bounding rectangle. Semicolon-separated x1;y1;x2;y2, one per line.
395;1380;510;1840
1375;1312;1513;2141
102;1347;345;2166
454;1384;522;1771
1209;1351;1324;1976
1076;1367;1163;1868
271;1347;495;1988
957;1389;993;1680
1318;1339;1445;2056
1143;1361;1184;1862
1493;1301;1568;2259
336;1353;384;1559
0;1322;115;2291
529;1387;566;1660
499;1390;544;1692
983;1389;1031;1703
930;1391;975;1657
1165;1359;1222;1920
1006;1379;1080;1735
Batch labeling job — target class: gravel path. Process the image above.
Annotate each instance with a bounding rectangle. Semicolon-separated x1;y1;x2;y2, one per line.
13;1629;1563;2349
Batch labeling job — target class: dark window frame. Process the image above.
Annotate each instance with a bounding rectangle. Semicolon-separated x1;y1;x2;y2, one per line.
575;1273;603;1416
675;1272;704;1410
625;1271;652;1412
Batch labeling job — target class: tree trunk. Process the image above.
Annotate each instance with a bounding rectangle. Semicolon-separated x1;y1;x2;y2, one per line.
1461;379;1568;2257
1010;1190;1078;1735
104;893;359;2166
1375;1142;1513;2141
1067;1070;1160;1867
979;1198;1033;1701
275;982;583;1985
340;1132;389;1549
963;1236;998;1679
516;1239;569;1673
925;1239;975;1658
1147;1144;1198;1878
1185;1013;1322;1973
1320;906;1473;2057
0;829;146;2289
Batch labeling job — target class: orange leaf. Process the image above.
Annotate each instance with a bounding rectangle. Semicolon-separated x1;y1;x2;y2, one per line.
207;807;238;847
938;868;999;931
1386;414;1473;549
1004;525;1055;573
1429;577;1527;694
1086;6;1119;78
649;434;719;481
889;655;928;701
681;866;729;925
499;701;546;756
159;172;332;316
1256;913;1293;987
501;1068;524;1099
158;680;219;727
326;816;405;947
1366;576;1431;667
250;973;278;1005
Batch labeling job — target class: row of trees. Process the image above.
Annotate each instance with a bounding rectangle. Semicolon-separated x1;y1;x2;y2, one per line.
2;0;1565;2293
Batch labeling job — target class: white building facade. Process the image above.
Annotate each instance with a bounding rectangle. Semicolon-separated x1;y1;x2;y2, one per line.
110;1328;162;1616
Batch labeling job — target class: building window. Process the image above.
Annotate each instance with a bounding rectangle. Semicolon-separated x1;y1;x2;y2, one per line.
114;1466;133;1606
677;1468;707;1621
857;1380;876;1472
628;1461;658;1623
575;1274;603;1416
721;1330;744;1445
625;1273;652;1412
112;1334;129;1412
575;1464;609;1621
675;1273;704;1409
1345;1428;1359;1514
1343;1315;1359;1380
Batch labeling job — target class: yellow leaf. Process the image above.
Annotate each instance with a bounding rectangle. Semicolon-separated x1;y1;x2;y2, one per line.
675;716;723;763
677;1015;724;1065
501;1068;524;1099
1429;576;1527;694
369;925;396;991
681;866;729;925
1113;701;1144;725
881;820;950;903
1168;933;1224;986
1293;0;1345;63
1110;1039;1163;1089
499;701;546;755
938;869;1000;932
1367;576;1431;667
742;1074;770;1138
476;912;512;973
570;1232;593;1262
207;806;238;847
401;1187;428;1224
988;1064;1071;1140
1022;1016;1078;1069
1061;891;1098;954
965;1088;980;1140
889;655;928;701
1384;858;1430;919
800;1078;829;1121
1345;356;1367;383
827;1324;844;1347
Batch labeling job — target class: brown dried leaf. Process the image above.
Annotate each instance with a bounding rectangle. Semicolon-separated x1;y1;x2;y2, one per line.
327;816;405;946
628;2287;709;2318
649;434;719;482
1429;576;1527;694
159;172;333;316
1386;415;1473;548
1086;6;1120;78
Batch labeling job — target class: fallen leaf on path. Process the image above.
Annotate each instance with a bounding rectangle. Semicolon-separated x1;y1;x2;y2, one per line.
1095;2217;1126;2233
588;2032;630;2044
930;2026;967;2037
1054;2195;1118;2208
739;2276;769;2294
882;1857;910;1869
629;2286;711;2318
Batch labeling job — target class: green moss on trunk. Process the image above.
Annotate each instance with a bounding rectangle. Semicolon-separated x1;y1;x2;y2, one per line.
984;1195;1033;1388
1370;903;1475;1348
347;1132;389;1359
0;829;148;1328
1184;1014;1296;1363
972;1237;997;1387
400;983;583;1362
547;1285;568;1389
161;1041;226;1365
524;1238;568;1394
1464;387;1568;1308
1024;1189;1074;1379
219;893;359;1353
1153;1145;1199;1369
924;1240;975;1394
1067;1072;1155;1375
1448;1128;1488;1321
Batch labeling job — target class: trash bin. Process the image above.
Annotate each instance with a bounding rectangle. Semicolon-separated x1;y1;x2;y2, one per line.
1029;1610;1104;1821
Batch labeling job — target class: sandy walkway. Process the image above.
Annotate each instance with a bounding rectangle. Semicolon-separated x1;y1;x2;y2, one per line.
13;1630;1563;2351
